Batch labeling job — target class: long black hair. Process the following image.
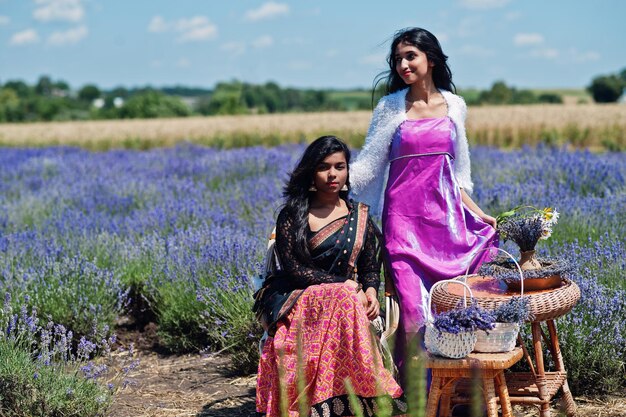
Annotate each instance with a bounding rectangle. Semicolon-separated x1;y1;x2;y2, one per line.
282;135;351;265
373;27;455;103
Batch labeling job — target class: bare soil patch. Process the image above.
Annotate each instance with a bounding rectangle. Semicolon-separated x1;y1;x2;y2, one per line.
108;348;625;417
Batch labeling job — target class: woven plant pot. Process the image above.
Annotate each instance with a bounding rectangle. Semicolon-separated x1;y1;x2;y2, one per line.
425;325;477;359
474;322;520;353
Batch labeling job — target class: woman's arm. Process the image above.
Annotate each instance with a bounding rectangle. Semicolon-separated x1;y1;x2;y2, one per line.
356;217;382;319
275;209;347;288
460;188;497;229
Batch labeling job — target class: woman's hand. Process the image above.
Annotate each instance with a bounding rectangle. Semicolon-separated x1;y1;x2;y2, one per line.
481;214;497;229
357;290;368;310
364;287;380;320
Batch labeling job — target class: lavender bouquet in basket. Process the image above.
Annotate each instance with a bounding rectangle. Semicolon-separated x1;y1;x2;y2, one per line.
433;302;496;334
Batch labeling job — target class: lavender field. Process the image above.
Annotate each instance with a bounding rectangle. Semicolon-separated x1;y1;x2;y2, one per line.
0;143;625;414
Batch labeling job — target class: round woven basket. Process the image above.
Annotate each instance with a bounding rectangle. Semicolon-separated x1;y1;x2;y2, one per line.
425;326;477;359
474;322;519;353
425;279;477;359
431;277;580;322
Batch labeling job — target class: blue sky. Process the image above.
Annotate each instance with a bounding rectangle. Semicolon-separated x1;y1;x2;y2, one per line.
1;0;624;90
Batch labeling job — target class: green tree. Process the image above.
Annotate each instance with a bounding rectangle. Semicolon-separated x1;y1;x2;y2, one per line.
479;81;514;105
537;93;563;104
119;91;190;118
202;81;247;115
511;89;538;104
35;75;53;96
0;88;21;122
78;84;101;102
4;80;32;98
587;75;624;103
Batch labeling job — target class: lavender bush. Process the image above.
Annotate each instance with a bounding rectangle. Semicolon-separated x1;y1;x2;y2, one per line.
0;294;138;416
0;143;624;394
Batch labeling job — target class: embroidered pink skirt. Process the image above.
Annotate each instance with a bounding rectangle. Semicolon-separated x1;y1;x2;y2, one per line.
256;283;406;417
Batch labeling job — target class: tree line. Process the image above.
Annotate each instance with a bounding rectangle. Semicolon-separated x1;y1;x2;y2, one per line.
0;71;623;123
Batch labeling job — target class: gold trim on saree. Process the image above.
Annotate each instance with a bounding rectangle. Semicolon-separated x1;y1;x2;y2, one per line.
348;203;369;268
308;217;346;251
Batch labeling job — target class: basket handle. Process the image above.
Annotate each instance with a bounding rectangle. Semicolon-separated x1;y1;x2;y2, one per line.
427;279;474;323
462;247;525;296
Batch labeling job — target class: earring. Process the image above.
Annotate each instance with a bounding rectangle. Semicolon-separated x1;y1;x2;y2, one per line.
309;184;317;192
341;184;348;191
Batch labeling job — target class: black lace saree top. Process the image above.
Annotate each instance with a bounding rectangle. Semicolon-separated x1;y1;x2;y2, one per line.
274;200;381;293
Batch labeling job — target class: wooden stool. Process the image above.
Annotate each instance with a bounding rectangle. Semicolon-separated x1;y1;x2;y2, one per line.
425;347;523;417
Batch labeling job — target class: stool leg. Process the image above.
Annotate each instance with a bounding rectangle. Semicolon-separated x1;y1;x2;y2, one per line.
426;376;444;417
547;320;577;417
482;377;498;417
495;372;513;417
439;379;454;417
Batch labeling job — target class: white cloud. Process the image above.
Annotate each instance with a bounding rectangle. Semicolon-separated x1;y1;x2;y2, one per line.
175;57;191;68
0;15;10;26
34;0;84;22
360;53;386;66
177;23;217;42
530;47;559;59
244;2;289;22
147;15;217;42
459;0;510;9
47;25;87;45
148;16;168;33
569;48;600;62
221;41;246;56
9;29;40;45
252;35;273;48
514;33;544;46
459;44;495;57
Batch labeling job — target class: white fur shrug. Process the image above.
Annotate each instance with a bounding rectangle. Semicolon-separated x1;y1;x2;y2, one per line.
350;88;473;217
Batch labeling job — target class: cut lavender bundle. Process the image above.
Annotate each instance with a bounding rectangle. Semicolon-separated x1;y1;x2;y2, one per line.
492;296;534;323
432;302;496;335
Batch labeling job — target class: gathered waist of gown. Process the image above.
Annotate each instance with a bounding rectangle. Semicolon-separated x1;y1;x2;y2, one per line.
389;151;454;164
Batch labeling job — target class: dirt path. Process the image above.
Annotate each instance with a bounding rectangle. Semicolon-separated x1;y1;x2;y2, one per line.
107;349;625;417
108;351;256;417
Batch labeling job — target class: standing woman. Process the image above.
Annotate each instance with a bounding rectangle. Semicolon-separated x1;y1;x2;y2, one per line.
255;136;406;417
350;28;498;377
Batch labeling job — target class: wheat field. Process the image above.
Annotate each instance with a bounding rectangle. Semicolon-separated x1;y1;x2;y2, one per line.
0;104;624;150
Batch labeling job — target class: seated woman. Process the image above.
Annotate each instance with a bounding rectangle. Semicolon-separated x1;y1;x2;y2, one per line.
255;136;406;417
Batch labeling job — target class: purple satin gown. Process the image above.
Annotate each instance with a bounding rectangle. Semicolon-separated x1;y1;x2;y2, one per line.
382;117;498;374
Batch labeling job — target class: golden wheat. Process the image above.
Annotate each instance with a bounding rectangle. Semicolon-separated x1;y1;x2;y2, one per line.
0;104;624;150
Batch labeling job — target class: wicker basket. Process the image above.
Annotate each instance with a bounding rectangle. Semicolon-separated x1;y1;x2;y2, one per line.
464;248;524;353
424;279;477;359
474;322;520;353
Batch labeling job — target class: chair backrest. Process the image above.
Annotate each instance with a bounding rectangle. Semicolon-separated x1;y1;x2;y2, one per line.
253;226;281;292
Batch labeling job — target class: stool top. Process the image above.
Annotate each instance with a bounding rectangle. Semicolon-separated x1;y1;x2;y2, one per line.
425;347;523;370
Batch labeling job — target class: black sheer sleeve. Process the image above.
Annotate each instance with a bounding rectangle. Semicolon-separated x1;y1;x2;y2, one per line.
356;217;382;293
275;208;347;288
